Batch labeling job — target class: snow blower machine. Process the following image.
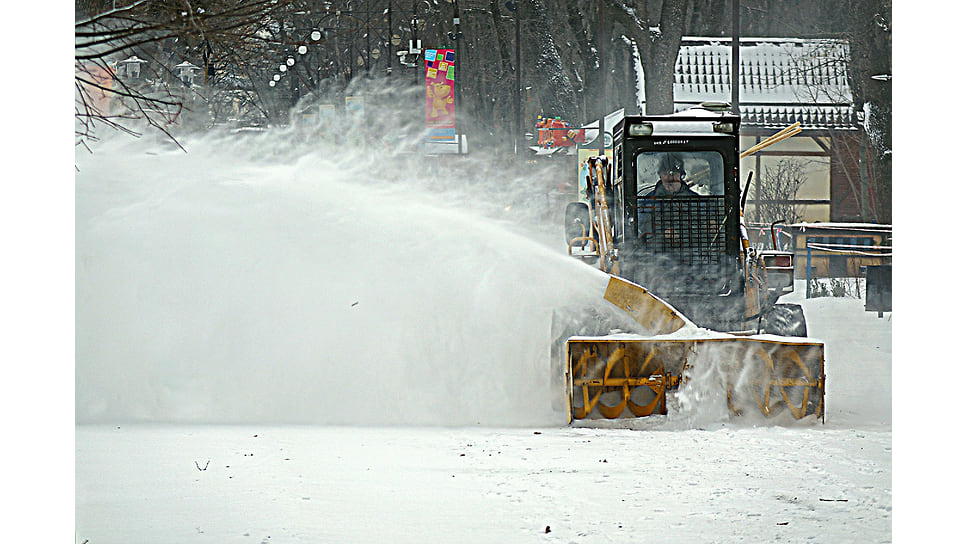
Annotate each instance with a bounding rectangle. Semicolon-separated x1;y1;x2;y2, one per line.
563;103;824;422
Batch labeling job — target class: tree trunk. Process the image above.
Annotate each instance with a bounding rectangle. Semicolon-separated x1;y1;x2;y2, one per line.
846;0;891;223
523;0;580;121
610;0;687;114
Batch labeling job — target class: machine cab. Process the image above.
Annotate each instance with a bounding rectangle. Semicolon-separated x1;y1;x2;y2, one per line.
611;105;746;329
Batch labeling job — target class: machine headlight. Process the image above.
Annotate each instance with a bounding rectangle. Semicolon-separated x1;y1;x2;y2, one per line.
628;123;653;136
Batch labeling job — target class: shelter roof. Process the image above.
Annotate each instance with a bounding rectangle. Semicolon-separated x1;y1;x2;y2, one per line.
674;38;859;130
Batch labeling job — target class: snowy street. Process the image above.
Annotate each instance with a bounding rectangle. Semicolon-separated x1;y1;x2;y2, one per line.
77;423;889;543
74;135;892;543
77;284;892;544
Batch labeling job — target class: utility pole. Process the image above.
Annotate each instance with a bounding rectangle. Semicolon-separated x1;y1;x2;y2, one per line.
387;0;392;77
365;0;371;74
597;0;606;156
506;1;521;155
731;0;740;115
514;10;521;155
411;2;420;86
453;0;463;154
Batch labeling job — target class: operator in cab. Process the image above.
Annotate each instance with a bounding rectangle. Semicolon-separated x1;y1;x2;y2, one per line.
642;153;698;198
637;152;699;242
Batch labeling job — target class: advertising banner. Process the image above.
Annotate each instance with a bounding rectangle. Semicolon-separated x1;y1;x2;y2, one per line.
424;48;456;142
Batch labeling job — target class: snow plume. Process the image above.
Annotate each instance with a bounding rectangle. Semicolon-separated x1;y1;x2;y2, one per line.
75;79;611;427
672;339;745;427
671;336;820;428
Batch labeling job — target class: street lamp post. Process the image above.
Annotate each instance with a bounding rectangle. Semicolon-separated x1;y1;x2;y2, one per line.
731;0;740;115
387;0;393;77
410;10;420;85
452;0;463;154
597;0;606;156
505;1;521;156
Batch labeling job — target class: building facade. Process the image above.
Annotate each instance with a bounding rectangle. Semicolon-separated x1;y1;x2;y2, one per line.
673;38;874;224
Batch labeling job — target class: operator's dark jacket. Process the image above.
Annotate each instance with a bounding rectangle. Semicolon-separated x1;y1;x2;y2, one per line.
637;182;699;235
642;182;699;198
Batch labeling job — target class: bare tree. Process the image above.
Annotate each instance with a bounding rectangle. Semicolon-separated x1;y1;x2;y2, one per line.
617;0;688;114
75;0;299;148
74;0;888;167
779;39;879;221
552;0;687;117
524;0;581;120
846;0;891;224
757;157;807;225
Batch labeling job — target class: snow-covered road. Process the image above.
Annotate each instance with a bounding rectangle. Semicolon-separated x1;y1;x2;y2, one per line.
77;423;889;544
76;281;892;543
74;134;892;543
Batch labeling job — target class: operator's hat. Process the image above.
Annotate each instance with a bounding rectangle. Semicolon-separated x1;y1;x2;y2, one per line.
658;153;685;174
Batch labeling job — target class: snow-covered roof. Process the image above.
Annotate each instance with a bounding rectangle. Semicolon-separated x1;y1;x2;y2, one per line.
117;55;147;65
674;38;858;130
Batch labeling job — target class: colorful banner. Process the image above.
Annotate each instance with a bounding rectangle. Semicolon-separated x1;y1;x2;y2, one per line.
424;48;456;141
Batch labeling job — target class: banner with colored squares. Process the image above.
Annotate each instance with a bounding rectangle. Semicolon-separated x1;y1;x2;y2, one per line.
424;48;456;141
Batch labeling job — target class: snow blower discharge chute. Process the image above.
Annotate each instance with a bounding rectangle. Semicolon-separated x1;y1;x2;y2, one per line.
562;104;825;422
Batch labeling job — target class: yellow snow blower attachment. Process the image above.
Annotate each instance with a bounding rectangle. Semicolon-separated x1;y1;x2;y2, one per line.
567;277;825;421
562;108;824;422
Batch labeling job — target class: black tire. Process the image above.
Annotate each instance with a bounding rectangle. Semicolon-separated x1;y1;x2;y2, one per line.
761;303;808;337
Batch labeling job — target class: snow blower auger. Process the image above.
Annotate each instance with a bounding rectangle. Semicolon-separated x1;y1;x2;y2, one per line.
563;104;824;422
566;277;824;421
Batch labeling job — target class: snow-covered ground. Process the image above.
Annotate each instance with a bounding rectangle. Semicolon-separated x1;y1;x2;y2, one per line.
73;129;894;543
75;283;892;544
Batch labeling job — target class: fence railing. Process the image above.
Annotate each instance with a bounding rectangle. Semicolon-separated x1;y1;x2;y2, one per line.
804;239;892;298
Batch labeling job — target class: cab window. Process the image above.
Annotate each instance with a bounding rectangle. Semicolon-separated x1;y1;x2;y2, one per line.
636;151;725;196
